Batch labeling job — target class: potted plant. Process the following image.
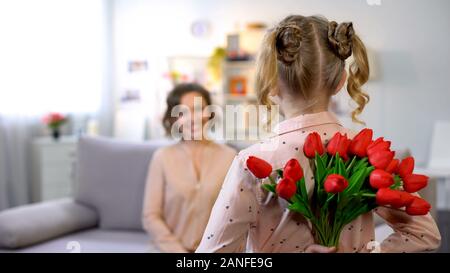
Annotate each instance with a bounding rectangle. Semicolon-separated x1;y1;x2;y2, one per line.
42;112;67;141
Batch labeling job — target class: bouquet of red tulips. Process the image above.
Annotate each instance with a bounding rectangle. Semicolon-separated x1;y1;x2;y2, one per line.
246;128;431;248
42;112;67;129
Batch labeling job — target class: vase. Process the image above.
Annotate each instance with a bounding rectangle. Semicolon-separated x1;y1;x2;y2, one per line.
51;128;61;141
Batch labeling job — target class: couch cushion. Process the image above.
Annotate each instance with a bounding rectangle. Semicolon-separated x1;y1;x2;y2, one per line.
75;136;172;230
1;229;156;253
0;198;98;249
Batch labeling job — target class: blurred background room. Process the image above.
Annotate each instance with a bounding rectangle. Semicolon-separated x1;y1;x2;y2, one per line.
0;0;449;252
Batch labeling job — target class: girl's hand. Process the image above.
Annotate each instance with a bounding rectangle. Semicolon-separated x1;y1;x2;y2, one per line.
304;244;337;253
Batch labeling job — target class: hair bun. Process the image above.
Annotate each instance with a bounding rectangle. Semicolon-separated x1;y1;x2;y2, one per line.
275;24;302;65
328;21;354;60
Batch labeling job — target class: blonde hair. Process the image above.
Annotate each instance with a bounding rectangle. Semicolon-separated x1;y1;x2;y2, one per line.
256;15;370;124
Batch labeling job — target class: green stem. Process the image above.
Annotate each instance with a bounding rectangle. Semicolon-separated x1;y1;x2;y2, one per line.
390;175;402;190
311;220;327;246
327;155;335;169
361;193;376;198
331;224;344;248
325;194;334;204
346;156;357;174
268;176;276;184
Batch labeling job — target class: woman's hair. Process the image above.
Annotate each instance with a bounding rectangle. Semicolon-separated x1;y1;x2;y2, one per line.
162;82;213;135
256;15;370;124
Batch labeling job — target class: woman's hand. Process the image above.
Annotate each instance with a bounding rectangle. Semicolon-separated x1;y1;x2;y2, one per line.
304;244;337;253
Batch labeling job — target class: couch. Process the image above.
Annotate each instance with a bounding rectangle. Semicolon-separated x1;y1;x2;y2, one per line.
0;136;437;253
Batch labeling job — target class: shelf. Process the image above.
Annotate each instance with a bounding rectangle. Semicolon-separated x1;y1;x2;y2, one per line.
223;60;255;69
225;93;257;101
33;136;79;145
211;92;257;102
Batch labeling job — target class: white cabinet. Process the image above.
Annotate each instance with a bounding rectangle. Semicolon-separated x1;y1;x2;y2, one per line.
31;136;78;202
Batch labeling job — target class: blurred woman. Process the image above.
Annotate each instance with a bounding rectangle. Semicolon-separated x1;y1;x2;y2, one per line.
142;83;236;252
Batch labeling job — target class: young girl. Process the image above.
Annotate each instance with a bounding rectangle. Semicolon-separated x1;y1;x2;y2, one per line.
196;15;441;253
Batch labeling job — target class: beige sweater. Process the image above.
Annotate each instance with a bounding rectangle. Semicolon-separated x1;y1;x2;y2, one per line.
142;141;236;252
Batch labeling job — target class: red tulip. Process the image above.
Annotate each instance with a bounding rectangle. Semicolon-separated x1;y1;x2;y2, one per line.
324;174;349;193
398;157;414;178
376;188;402;206
403;174;428;193
303;132;325;158
42;112;66;125
54;113;64;120
367;137;391;157
406;197;431;216
246;156;272;179
349;128;373;157
283;158;304;182
276;178;297;200
385;159;399;174
327;133;351;160
369;169;394;189
391;191;415;208
42;116;49;124
369;150;395;170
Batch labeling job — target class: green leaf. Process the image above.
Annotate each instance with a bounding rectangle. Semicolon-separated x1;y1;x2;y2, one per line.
321;153;329;164
298;177;308;203
288;201;311;219
327;155;335;169
342;203;372;226
390;175;402;190
291;193;302;204
352;157;368;174
276;169;283;178
345;156;357;174
333;153;340;173
360;166;375;191
336;154;347;178
322;193;335;211
315;152;327;185
262;183;276;193
326;168;335;177
355;166;374;193
343;167;365;195
365;166;375;177
317;188;328;206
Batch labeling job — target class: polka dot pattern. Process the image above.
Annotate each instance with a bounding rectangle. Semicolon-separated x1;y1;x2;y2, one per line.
196;112;438;253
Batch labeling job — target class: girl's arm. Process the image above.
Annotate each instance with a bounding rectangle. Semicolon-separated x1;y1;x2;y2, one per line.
196;155;258;253
142;150;188;253
375;196;441;253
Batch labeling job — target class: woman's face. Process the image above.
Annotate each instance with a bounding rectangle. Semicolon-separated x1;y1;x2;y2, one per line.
178;91;209;140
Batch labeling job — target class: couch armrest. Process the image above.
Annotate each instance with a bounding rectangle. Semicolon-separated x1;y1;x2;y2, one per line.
0;198;98;249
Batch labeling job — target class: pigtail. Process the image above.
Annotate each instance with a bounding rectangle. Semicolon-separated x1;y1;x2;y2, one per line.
347;34;370;124
255;29;278;112
328;21;370;125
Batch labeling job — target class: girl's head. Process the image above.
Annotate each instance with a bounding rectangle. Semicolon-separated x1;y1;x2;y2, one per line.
163;83;213;139
256;15;370;124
